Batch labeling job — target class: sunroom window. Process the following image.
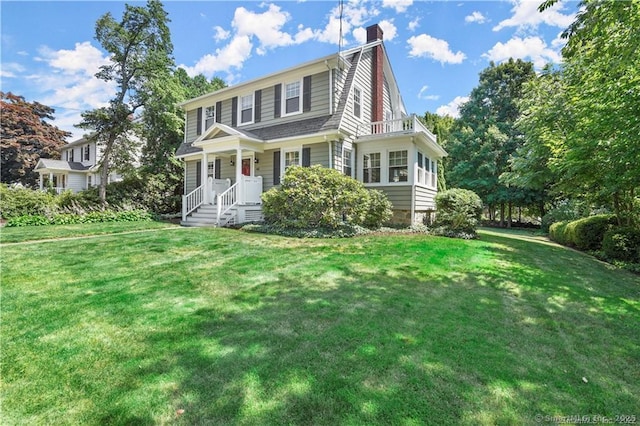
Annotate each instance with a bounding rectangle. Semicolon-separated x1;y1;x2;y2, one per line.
388;150;408;183
363;152;380;183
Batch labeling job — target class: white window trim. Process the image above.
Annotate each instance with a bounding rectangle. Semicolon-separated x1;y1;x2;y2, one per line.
353;86;362;120
388;149;409;184
281;147;302;179
203;105;216;131
361;151;382;184
342;146;352;177
238;93;255;126
282;79;303;117
415;150;438;189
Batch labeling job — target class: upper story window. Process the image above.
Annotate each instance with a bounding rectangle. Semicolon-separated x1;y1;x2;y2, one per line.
363;152;380;183
283;80;301;116
204;105;216;130
389;150;408;183
343;148;352;177
69;148;75;162
353;87;362;119
240;94;254;125
84;145;90;161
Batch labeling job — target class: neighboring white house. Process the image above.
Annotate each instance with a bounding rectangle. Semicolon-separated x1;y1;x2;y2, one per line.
177;24;447;226
35;134;137;194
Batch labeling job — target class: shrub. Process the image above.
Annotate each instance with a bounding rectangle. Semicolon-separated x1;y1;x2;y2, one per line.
602;227;640;263
262;165;389;230
4;209;153;227
434;188;483;235
363;189;393;229
0;185;56;219
549;221;572;246
571;214;616;251
541;199;590;232
5;215;50;227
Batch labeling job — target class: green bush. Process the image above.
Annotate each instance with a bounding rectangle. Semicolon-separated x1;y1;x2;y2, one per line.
262;165;390;230
0;185;56;219
571;214;616;251
602;227;640;263
363;189;393;229
541;200;590;232
434;188;483;236
549;221;572;246
5;209;153;227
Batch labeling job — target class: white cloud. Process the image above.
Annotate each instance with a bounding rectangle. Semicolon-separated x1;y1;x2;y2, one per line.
379;19;397;41
1;62;25;78
436;96;469;118
233;4;294;50
407;34;466;64
39;41;110;76
418;85;439;101
493;0;575;32
181;35;253;76
465;11;487;24
213;26;231;42
408;17;420;32
483;36;561;68
382;0;413;13
353;27;367;44
314;1;379;45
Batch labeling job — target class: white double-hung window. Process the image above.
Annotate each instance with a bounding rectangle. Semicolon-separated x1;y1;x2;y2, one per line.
363;152;381;183
204;105;216;130
388;150;408;183
240;94;254;125
284;80;301;115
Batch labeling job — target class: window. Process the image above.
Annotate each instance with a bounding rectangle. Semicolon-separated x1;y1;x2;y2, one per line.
431;159;437;187
388;150;408;183
343;148;352;177
363;152;380;183
240;94;254;124
87;175;92;188
207;161;215;178
353;87;362;119
69;149;74;162
284;80;301;115
84;145;90;161
284;150;300;169
204;105;216;130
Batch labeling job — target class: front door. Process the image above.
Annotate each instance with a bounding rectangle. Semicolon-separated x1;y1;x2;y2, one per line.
242;158;251;176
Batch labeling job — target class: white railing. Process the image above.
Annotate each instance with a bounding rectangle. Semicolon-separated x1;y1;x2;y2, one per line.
357;114;437;141
182;185;203;222
240;175;263;205
216;182;238;226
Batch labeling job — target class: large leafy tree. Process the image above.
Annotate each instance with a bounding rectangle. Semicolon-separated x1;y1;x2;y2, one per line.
446;59;536;225
421;111;454;191
78;0;173;203
137;68;226;213
0;92;70;187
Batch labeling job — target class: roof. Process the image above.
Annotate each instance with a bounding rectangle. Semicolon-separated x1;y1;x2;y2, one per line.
35;159;91;172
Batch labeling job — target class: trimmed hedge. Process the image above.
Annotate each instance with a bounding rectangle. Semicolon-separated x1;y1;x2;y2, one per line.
5;209;153;227
602;227;640;263
549;215;616;251
549;221;571;246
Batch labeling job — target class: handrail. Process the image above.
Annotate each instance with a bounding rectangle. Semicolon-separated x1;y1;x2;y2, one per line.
356;114;437;142
216;182;238;226
182;185;203;222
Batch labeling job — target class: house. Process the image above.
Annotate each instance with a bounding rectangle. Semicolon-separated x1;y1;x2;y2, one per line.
34;135;134;194
176;24;447;227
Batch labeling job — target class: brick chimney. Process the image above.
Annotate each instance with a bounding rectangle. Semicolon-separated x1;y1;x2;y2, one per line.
366;24;384;123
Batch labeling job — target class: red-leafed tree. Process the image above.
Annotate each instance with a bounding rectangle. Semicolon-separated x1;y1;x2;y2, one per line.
1;92;70;187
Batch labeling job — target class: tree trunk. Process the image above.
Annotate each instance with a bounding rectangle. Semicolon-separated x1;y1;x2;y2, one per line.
499;203;505;227
98;133;117;205
507;201;513;228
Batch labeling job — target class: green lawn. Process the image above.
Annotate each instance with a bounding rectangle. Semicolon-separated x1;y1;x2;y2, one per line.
1;224;638;425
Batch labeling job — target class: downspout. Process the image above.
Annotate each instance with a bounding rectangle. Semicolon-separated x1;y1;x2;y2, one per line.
326;135;333;170
326;60;334;114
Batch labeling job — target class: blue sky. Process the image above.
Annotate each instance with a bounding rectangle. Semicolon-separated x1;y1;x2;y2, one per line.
1;0;578;141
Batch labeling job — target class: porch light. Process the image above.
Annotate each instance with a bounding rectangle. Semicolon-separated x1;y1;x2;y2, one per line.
230;159;235;166
254;157;259;164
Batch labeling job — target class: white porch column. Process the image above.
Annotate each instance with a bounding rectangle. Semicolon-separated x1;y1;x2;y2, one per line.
202;152;209;204
49;172;53;189
39;174;43;190
236;147;243;205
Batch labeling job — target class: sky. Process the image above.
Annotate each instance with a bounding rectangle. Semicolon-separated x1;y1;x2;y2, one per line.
1;0;578;141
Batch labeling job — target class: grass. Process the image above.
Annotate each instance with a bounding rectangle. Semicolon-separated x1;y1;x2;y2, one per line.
1;224;638;425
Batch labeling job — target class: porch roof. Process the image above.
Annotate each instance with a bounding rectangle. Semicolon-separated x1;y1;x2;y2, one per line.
35;159;91;173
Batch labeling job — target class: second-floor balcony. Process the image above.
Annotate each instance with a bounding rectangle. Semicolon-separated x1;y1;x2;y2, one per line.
356;114;437;143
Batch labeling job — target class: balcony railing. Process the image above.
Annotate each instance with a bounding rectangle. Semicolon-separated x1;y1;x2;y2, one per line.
357;114;437;141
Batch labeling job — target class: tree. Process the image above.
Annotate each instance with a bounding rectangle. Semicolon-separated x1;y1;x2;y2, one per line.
137;68;226;213
78;0;173;203
446;59;536;226
0;92;70;187
421;112;454;192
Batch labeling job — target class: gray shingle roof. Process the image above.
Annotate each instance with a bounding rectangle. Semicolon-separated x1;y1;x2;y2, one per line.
36;159;90;171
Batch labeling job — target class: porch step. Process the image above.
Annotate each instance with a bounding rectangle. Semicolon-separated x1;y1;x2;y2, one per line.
181;204;236;227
